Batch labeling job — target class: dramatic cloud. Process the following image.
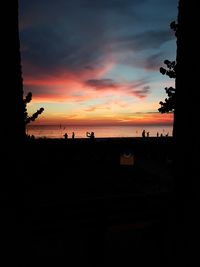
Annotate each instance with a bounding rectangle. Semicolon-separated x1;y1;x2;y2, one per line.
85;79;118;90
85;77;151;99
131;85;151;99
19;0;176;77
19;0;178;125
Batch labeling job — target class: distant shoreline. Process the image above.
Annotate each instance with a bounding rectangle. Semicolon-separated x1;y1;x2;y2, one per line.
26;124;173;139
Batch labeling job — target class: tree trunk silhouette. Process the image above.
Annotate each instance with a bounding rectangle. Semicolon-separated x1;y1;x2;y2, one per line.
2;2;25;265
4;1;25;144
171;0;199;265
2;1;25;182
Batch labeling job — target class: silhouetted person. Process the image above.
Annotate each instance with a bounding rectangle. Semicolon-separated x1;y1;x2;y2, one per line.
157;132;159;137
147;131;150;137
91;132;95;139
63;133;68;139
142;129;146;138
160;133;163;137
72;132;75;139
86;131;95;139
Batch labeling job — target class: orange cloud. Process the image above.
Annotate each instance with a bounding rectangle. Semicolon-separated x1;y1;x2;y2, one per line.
31;111;173;126
22;56;117;103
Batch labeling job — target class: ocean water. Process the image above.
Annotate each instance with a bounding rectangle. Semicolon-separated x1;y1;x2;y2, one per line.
26;124;173;139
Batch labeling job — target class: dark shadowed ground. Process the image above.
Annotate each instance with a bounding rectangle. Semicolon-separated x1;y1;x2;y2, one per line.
8;137;174;266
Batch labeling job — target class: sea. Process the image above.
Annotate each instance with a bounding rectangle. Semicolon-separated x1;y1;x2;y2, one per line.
26;124;173;139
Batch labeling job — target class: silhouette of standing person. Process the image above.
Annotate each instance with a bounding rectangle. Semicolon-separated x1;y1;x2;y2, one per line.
142;130;146;138
90;131;95;139
157;132;159;137
63;133;68;139
147;131;150;137
72;132;75;139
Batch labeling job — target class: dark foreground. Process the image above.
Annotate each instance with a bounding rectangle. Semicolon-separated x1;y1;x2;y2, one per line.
5;137;175;266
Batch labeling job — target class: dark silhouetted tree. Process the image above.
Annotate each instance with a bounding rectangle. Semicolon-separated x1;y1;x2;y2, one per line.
158;22;178;115
23;92;44;126
168;1;200;266
158;60;176;114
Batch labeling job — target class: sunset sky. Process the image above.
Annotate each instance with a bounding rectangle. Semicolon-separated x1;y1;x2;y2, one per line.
18;0;178;126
